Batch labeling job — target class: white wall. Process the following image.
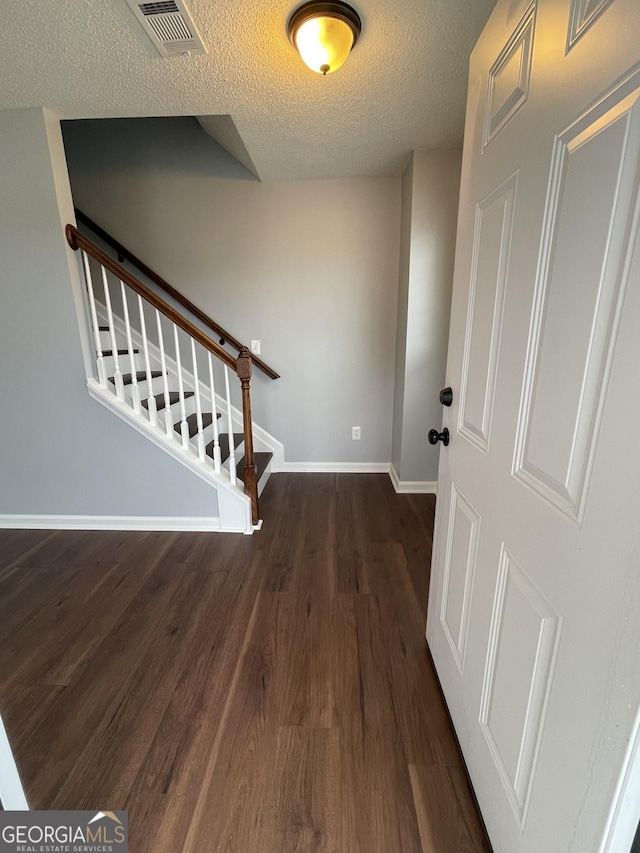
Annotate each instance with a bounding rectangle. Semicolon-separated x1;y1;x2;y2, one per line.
0;108;220;522
392;149;462;486
63;118;402;466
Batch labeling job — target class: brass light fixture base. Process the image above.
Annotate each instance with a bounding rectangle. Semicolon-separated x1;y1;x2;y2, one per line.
287;1;362;48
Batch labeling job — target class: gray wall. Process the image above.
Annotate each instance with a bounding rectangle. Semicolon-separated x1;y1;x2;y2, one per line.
392;157;415;475
63;118;402;465
0;108;220;519
392;149;462;484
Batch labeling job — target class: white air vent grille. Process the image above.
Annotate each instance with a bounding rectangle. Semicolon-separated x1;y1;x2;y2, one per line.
126;0;207;57
146;13;192;42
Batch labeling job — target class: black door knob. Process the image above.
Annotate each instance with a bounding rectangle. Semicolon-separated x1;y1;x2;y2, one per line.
428;428;450;447
440;387;453;406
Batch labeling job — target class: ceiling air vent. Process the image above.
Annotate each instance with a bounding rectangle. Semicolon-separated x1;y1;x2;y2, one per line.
126;0;207;57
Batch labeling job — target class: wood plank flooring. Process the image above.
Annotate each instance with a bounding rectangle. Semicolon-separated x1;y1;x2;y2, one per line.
0;474;490;852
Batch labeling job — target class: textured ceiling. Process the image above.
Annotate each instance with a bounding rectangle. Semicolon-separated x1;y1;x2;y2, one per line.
0;0;497;180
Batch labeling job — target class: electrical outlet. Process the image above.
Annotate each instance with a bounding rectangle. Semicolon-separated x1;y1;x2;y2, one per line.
352;426;361;440
250;340;261;355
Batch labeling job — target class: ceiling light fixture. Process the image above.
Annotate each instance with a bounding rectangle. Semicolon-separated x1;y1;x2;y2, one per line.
287;1;362;76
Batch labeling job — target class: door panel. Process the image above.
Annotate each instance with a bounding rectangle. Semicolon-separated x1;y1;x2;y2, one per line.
484;2;536;148
459;175;516;452
515;88;640;520
567;0;614;47
479;546;562;827
440;484;481;671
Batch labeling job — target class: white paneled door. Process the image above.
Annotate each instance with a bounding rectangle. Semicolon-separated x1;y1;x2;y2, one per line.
426;1;640;851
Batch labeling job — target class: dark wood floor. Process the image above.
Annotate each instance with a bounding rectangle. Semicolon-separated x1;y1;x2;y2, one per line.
0;474;490;852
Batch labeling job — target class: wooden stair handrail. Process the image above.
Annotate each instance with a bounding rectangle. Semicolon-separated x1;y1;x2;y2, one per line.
74;208;280;381
66;225;238;373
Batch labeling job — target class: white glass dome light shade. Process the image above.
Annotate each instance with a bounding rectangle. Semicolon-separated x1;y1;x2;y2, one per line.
288;2;361;75
294;15;354;74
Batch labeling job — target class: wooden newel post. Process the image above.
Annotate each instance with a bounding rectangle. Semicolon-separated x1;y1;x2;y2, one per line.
237;348;259;526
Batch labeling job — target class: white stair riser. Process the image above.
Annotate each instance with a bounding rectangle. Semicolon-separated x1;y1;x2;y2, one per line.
98;329;138;351
102;352;146;376
120;385;227;430
112;374;168;398
136;394;198;422
221;439;245;471
257;458;272;497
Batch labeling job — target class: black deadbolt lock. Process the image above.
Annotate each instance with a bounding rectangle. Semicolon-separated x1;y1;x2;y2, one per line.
439;387;453;407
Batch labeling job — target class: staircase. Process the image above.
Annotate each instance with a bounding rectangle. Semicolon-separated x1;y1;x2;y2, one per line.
100;324;273;486
66;221;281;534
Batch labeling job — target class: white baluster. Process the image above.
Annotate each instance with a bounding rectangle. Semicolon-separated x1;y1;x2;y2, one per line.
208;352;222;473
102;267;124;401
174;325;190;451
137;296;157;427
155;310;173;438
224;364;237;485
120;281;140;414
81;251;106;387
191;339;205;462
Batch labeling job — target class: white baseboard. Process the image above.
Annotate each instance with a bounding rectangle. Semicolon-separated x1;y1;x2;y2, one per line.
278;462;391;474
0;515;222;532
389;464;437;494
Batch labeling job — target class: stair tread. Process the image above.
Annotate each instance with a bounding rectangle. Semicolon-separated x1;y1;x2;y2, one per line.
142;391;194;411
103;348;140;356
109;370;163;386
204;436;271;482
174;411;221;439
237;452;273;483
205;433;244;463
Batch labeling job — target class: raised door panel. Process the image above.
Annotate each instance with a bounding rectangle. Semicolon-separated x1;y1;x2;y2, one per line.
515;78;640;521
483;2;536;148
440;485;480;672
479;547;562;828
459;175;517;451
567;0;615;49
